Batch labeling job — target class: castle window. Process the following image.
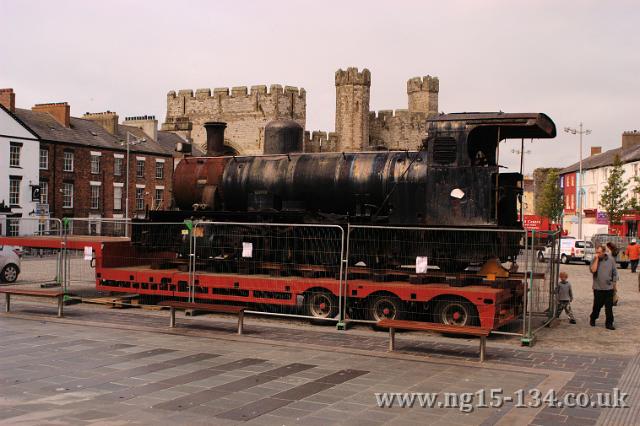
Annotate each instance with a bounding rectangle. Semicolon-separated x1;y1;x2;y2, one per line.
433;137;457;165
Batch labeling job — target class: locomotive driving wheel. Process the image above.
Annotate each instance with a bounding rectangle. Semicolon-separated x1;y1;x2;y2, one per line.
368;294;405;322
305;291;338;319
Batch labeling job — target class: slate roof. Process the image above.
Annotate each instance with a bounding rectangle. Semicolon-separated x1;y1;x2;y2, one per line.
12;108;172;157
116;124;173;156
560;144;640;174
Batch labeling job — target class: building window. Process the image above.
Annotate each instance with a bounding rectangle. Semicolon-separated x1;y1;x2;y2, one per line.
136;159;145;178
62;183;73;208
63;151;74;172
8;218;19;237
113;186;123;210
90;185;100;209
9;143;21;167
40;181;48;204
114;157;123;176
9;176;21;205
39;148;49;170
135;187;145;210
91;155;101;174
155;161;164;179
154;188;164;209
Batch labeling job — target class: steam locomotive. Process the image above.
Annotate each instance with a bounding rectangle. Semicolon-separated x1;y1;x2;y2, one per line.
139;112;556;273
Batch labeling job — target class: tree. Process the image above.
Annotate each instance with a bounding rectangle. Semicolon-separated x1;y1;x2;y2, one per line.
627;175;640;212
538;169;564;223
600;154;628;225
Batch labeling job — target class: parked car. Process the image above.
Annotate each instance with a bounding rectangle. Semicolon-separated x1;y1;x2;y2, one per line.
0;245;22;283
537;238;595;264
591;234;630;269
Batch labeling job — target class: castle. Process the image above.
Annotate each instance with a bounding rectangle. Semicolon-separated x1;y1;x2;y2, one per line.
162;67;439;154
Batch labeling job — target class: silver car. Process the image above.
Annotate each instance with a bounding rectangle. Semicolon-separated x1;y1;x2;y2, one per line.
0;245;21;283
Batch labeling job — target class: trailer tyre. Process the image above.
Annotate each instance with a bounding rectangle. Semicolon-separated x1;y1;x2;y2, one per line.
304;291;338;320
436;298;478;327
368;294;405;322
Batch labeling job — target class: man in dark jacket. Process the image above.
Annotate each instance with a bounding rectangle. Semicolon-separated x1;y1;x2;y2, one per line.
590;245;618;330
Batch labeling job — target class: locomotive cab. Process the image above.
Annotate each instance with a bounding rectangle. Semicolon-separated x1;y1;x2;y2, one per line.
422;112;556;228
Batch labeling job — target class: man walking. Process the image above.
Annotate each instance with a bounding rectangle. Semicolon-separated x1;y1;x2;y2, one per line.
590;245;618;330
625;238;639;273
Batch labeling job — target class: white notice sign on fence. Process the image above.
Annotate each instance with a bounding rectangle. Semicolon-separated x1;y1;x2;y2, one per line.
416;256;428;274
242;242;253;258
84;246;93;260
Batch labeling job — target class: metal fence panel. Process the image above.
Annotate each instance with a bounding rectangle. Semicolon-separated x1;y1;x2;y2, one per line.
192;222;345;322
0;217;63;290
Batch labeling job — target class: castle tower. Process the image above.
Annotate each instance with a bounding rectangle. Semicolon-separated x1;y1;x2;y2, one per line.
335;67;371;152
407;76;439;116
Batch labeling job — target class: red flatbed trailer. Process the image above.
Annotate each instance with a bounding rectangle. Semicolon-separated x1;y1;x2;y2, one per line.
1;235;523;330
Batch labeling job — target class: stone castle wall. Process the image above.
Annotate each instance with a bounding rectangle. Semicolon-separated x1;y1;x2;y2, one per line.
162;70;438;155
162;85;306;155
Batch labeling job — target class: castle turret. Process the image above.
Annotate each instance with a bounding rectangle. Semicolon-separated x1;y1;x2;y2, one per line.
407;76;439;116
335;67;371;152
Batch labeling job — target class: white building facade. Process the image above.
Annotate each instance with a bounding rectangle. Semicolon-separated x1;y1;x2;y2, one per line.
0;102;41;235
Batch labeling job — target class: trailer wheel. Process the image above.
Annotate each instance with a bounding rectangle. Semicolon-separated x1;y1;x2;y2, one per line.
436;299;478;327
304;291;338;319
368;294;405;322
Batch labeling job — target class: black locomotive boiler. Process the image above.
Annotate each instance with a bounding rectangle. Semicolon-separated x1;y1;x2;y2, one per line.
142;112;556;272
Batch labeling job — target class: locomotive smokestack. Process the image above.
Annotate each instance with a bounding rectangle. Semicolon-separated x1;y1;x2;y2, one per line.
204;121;227;156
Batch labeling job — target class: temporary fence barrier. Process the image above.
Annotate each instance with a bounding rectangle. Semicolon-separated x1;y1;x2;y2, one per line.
521;229;560;345
191;222;345;323
0;217;64;290
2;216;561;345
344;225;531;335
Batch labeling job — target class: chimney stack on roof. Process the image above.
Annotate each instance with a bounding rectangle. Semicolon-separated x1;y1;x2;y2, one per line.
0;88;15;112
82;111;119;134
590;146;602;156
124;115;158;141
32;102;70;127
622;130;640;150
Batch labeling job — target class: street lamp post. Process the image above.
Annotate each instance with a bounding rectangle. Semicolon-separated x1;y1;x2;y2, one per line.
564;123;591;240
124;132;145;237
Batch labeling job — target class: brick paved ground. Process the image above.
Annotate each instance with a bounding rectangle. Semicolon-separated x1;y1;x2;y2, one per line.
0;299;634;425
2;257;638;425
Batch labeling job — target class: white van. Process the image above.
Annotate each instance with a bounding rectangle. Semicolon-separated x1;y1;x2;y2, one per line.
537;239;595;264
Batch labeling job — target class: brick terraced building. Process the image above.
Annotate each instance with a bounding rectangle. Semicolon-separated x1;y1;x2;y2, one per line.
1;90;174;224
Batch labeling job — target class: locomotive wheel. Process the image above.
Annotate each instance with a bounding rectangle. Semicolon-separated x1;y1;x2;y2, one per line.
367;294;405;322
436;299;478;327
304;291;338;319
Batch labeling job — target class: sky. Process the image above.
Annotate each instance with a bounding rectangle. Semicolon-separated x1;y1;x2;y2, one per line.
1;0;639;174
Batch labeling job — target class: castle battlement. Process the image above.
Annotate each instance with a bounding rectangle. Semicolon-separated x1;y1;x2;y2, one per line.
304;130;338;153
369;109;415;121
407;75;439;93
335;67;371;86
167;84;306;100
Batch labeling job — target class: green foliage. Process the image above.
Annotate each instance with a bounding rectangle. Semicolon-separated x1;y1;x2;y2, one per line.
538;169;564;222
627;175;640;212
600;155;628;224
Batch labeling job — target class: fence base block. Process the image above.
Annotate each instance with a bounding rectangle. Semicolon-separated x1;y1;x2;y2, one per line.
336;321;350;331
521;336;537;347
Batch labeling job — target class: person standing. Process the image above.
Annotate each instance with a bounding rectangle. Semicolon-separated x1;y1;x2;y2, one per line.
590;245;618;330
625;238;640;273
556;271;576;324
